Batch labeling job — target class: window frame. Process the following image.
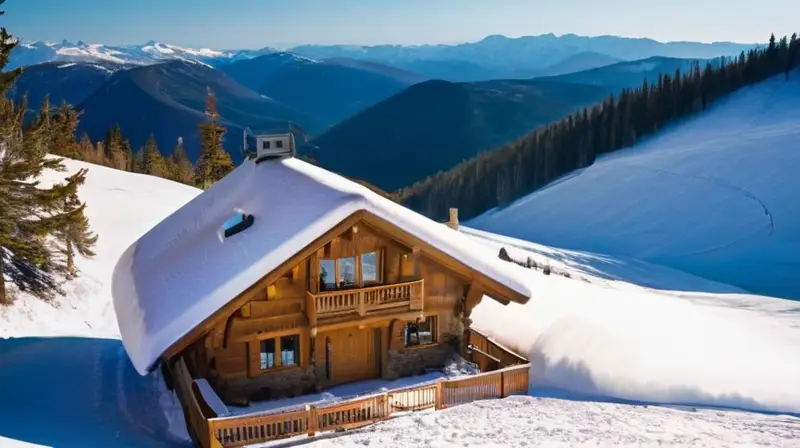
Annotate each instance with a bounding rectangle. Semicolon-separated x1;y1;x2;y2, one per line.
256;332;302;372
319;249;382;291
404;315;438;348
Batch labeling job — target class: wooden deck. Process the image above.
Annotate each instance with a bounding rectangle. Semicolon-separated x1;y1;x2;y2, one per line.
173;328;530;448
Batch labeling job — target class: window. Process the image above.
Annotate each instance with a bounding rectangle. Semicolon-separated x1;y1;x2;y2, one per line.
405;316;437;347
320;259;336;290
275;139;284;148
260;339;275;369
361;252;378;284
259;334;300;370
221;213;255;239
262;140;271;149
281;335;299;367
319;250;381;290
337;257;356;287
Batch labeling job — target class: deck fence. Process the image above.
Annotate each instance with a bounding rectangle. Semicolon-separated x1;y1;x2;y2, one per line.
176;329;530;448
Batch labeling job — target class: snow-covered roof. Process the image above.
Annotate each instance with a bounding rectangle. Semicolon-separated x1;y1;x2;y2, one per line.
112;156;532;375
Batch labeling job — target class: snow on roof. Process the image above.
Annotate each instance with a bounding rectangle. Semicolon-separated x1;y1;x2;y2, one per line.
112;157;532;375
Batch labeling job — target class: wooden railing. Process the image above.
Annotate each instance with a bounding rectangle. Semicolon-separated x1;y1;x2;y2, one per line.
467;328;528;369
201;363;530;448
172;358;222;448
309;279;424;318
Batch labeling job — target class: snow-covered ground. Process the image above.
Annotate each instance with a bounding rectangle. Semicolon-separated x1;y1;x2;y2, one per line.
469;72;800;300
0;160;199;448
297;396;800;447
2;151;800;447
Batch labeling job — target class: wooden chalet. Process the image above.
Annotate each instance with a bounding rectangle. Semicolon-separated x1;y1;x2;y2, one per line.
112;133;532;417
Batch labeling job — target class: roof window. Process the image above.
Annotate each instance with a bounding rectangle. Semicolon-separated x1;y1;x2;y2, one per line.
220;211;255;239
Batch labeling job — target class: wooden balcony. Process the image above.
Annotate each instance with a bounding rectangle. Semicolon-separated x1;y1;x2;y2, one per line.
308;279;424;321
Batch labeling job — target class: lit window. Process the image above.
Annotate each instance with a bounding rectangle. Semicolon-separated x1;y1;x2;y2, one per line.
405;316;437;347
260;339;275;369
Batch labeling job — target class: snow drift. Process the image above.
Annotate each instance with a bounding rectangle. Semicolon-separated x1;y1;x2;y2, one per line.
470;72;800;300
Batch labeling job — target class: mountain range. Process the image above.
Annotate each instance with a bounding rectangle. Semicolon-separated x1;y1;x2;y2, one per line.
7;33;754;184
12;34;758;81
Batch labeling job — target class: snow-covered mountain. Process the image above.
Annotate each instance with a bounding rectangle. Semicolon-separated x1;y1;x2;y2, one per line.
10;39;275;69
1;157;798;447
469;71;800;300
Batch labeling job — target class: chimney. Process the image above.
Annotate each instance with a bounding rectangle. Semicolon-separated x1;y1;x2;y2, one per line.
447;208;459;230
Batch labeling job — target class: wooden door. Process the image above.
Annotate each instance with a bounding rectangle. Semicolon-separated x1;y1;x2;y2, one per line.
326;327;376;385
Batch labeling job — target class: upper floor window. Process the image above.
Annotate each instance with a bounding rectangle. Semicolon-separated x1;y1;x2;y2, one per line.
319;250;381;291
262;140;271;149
275;139;284;148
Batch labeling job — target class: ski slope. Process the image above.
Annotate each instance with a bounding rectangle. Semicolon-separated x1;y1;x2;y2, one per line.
469;72;800;300
1;158;799;447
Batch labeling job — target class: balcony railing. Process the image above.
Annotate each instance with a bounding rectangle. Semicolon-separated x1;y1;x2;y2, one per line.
308;279;424;319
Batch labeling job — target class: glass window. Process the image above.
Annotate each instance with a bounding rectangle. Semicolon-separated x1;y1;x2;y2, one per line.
361;252;378;283
319;259;336;290
260;339;275;369
262;140;271;149
405;316;436;347
338;257;356;287
281;335;300;367
276;140;284;148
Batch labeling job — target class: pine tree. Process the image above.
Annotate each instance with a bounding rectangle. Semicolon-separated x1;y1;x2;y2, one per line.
169;137;195;185
0;6;96;303
50;170;97;279
103;123;133;171
140;133;168;177
788;33;799;80
195;89;233;189
50;100;81;159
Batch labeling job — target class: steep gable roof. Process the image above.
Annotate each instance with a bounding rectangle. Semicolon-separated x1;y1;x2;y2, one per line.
112;157;532;375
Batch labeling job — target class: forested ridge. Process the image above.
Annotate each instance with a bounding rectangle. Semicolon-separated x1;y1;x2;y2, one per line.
398;32;800;222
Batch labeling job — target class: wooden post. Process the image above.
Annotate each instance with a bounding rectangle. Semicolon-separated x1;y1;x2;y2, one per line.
499;371;505;398
306;404;318;436
357;290;366;316
435;381;444;410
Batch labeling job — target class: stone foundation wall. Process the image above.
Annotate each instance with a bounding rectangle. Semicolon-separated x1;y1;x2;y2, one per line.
215;367;317;404
385;334;459;379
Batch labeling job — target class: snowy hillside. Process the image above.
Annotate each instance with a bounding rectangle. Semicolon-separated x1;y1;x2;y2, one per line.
2;159;799;447
470;72;800;300
0;160;200;338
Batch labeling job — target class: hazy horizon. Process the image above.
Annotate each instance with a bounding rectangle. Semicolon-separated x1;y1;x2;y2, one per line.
15;32;768;51
5;0;793;49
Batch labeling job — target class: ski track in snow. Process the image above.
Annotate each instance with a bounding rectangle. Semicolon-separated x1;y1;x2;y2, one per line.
469;71;800;299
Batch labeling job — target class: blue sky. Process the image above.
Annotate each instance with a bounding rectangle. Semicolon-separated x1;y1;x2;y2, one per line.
4;0;796;48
